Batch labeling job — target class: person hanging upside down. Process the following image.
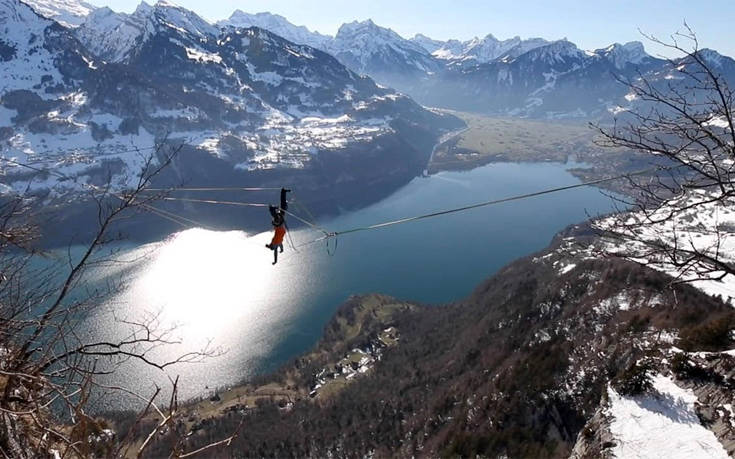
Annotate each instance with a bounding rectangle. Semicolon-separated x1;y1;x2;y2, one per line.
265;188;291;265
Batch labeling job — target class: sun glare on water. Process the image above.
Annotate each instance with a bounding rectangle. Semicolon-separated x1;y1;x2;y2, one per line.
136;228;275;330
82;227;320;404
101;227;309;347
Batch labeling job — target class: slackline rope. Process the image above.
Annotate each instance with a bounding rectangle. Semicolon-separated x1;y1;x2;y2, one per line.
0;155;684;253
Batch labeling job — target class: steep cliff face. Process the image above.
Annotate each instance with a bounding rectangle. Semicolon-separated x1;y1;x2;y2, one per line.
144;227;734;457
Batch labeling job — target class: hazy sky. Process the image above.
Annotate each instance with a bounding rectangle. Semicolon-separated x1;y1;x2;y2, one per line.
87;0;734;58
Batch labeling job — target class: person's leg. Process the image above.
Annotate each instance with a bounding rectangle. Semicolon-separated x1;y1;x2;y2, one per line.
272;247;278;265
280;188;290;212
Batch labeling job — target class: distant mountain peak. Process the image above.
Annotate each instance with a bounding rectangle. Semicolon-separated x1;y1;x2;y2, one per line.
134;1;153;15
410;33;446;53
430;33;550;63
334;19;426;53
522;39;583;64
149;0;217;38
218;10;331;49
337;18;384;36
593;40;649;68
75;0;218;63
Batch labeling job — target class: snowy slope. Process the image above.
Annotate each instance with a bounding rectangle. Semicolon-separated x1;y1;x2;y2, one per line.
597;191;735;304
592;41;649;69
1;0;455;201
76;0;218;63
0;0;93;95
218;10;330;50
327;19;439;90
608;375;729;458
0;0;157;197
329;19;436;73
22;0;95;27
410;33;445;54
75;4;152;62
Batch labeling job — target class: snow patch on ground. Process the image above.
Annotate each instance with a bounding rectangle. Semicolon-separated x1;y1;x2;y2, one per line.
185;47;222;64
704;116;731;130
595;292;632;314
1;124;156;198
598;190;735;305
608;374;729;458
246;63;283;86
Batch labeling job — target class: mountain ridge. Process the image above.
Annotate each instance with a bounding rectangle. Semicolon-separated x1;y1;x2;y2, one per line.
23;1;735;119
1;0;462;245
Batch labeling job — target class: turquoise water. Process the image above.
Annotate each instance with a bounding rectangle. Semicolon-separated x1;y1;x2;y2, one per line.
76;162;616;410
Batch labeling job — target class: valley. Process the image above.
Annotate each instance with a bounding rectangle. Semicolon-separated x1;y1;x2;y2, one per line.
428;111;669;197
429;111;616;169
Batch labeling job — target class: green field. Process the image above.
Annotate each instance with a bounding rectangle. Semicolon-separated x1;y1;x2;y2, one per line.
429;111;611;172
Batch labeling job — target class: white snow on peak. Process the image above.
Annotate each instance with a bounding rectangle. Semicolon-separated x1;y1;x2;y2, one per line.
22;0;96;28
524;39;583;64
329;19;432;72
608;375;729;458
429;34;549;63
76;6;151;62
76;0;219;62
218;11;330;50
333;18;425;56
466;35;549;63
150;0;218;38
593;41;649;69
410;33;445;53
431;38;467;60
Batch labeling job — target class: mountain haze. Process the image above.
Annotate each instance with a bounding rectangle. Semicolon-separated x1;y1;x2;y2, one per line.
169;9;735;119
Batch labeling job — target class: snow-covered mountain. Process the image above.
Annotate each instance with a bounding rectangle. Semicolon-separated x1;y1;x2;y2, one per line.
218;10;330;51
420;34;550;64
0;0;459;209
22;0;95;27
412;38;666;117
75;3;152;62
201;12;690;118
410;33;445;54
327;19;441;88
8;1;735;131
592;41;650;69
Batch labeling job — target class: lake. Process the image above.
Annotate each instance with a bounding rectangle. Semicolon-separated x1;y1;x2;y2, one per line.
78;161;616;410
